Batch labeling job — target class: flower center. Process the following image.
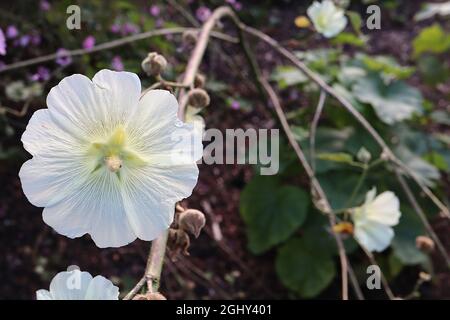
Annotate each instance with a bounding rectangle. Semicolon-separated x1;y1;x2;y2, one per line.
87;126;145;175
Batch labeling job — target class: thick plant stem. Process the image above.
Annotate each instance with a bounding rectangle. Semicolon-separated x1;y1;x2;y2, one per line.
145;230;170;292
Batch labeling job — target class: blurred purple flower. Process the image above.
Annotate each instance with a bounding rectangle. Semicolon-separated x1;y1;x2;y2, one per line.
82;35;96;50
230;100;240;110
150;5;160;17
233;2;242;11
19;35;30;47
0;29;7;55
196;6;211;22
40;0;50;11
156;18;164;28
30;66;51;81
56;48;72;66
111;55;124;71
31;34;41;46
122;23;140;35
6;26;19;39
110;24;121;34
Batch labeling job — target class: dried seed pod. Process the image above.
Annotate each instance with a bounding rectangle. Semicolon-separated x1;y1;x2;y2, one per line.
194;73;206;88
178;209;206;238
182;29;198;46
141;52;168;76
133;292;167;300
187;88;210;109
168;228;190;255
416;235;435;252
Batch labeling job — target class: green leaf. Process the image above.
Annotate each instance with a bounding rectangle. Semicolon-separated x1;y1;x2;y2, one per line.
240;176;309;254
359;54;415;80
316;152;354;164
276;237;336;298
418;55;450;85
271;66;307;88
318;170;368;210
423;152;449;172
392;208;428;265
395;146;440;187
346;11;362;34
352;74;423;125
412;24;450;58
331;32;366;47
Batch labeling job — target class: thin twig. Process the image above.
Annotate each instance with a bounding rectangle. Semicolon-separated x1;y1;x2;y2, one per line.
261;78;349;300
395;169;450;267
240;25;450;219
0;28;237;74
165;0;200;27
123;276;146;300
310;90;327;172
360;246;396;300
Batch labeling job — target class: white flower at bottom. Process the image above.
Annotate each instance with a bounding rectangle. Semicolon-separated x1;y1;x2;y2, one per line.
307;0;348;38
352;188;401;252
36;269;119;300
19;69;202;248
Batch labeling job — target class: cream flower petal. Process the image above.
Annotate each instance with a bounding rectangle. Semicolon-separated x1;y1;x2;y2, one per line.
354;220;394;252
121;164;198;240
129;90;203;163
42;170;136;248
84;276;119;300
47;70;140;139
19;109;88;207
20;70;200;248
307;0;347;38
365;191;401;226
37;269;119;300
48;270;92;300
36;289;53;300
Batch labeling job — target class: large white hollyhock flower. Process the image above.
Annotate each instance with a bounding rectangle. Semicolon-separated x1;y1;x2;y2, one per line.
307;0;348;38
352;188;401;252
19;69;202;248
36;269;119;300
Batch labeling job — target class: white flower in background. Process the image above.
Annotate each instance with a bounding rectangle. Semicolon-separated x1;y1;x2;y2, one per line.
36;268;119;300
19;69;202;248
307;0;348;38
352;188;401;252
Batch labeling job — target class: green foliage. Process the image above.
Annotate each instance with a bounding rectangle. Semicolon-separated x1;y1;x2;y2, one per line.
271;66;308;88
239;176;309;254
275;237;336;298
412;24;450;58
352;74;423;125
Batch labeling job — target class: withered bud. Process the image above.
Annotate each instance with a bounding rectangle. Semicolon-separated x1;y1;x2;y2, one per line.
187;88;210;109
178;209;206;238
141;52;168;76
194;73;206;88
168;228;190;255
416;235;435;252
133;292;167;300
419;272;431;282
182;30;198;46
